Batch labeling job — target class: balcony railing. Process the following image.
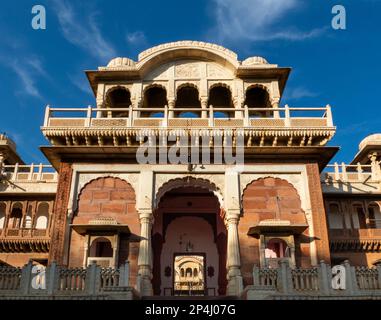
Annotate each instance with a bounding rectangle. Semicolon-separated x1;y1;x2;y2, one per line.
321;162;381;183
42;104;334;129
2;163;57;182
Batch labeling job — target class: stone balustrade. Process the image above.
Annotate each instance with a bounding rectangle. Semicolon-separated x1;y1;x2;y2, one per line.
1;163;58;182
321;163;380;183
41;105;335;147
0;260;137;300
246;260;381;300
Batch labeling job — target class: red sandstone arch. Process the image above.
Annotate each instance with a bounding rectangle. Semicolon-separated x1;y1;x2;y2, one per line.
239;177;308;286
241;177;306;222
74;176;138;227
69;177;140;284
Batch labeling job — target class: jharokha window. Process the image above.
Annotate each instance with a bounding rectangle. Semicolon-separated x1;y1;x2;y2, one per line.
175;86;201;118
244;86;272;118
355;206;367;229
208;85;234;118
9;204;22;229
0;203;6;229
104;87;131;118
142;86;167;118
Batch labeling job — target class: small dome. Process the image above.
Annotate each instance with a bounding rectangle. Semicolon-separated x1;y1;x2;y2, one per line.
106;57;136;68
242;56;269;66
359;134;381;151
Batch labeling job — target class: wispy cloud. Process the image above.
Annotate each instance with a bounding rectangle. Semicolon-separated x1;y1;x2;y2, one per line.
51;0;116;62
126;31;147;46
10;61;42;98
126;31;149;55
283;86;319;101
0;31;47;99
0;55;46;99
209;0;327;43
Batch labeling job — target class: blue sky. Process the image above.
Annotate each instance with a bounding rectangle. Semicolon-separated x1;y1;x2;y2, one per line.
0;0;380;164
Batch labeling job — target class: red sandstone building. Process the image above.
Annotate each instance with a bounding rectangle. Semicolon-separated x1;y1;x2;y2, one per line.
0;41;380;299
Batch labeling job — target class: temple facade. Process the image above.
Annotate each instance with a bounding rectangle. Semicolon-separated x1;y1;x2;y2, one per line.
1;41;381;299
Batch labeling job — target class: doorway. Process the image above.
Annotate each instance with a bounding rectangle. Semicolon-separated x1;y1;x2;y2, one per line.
173;253;205;296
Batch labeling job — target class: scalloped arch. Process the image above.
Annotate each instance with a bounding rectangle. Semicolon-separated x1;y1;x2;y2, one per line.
241;176;303;211
208;82;233;93
76;176;136;208
175;82;200;95
245;83;271;98
155;176;223;209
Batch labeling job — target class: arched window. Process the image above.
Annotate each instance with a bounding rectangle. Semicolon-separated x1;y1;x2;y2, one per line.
185;267;192;278
142;86;167;117
355;205;367;229
9;203;22;229
244;86;272;118
368;203;381;228
193;268;198;278
180;268;185;278
35;203;49;230
208;85;233;118
0;203;6;229
24;205;33;229
89;237;113;258
328;203;344;229
104;87;131;118
176;86;200;118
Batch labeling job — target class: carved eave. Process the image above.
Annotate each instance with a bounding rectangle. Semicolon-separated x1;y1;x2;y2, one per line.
0;238;50;253
330;239;381;252
86;69;140;96
0;136;24;165
236;67;291;96
40;145;338;171
351;144;381;165
247;220;309;238
71;223;131;235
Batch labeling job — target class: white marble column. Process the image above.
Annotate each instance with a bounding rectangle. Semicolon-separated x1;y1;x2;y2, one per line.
226;211;243;295
137;210;153;296
200;97;208;119
168;99;175;118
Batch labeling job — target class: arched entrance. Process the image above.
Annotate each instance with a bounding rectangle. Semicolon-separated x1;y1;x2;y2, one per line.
152;181;227;296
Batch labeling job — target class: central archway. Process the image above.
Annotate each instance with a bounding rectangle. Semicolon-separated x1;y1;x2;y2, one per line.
152;181;227;296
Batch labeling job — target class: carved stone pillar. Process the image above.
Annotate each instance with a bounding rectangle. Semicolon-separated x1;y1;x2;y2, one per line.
137;210;153;296
272;97;280;118
48;162;73;265
226;211;243;296
233;97;243;119
200;97;208;119
168;99;175;118
369;152;380;180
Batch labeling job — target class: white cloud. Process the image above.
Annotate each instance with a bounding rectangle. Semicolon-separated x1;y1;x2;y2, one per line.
0;56;47;99
51;0;116;62
10;62;41;98
283;86;318;100
210;0;326;43
126;31;147;46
